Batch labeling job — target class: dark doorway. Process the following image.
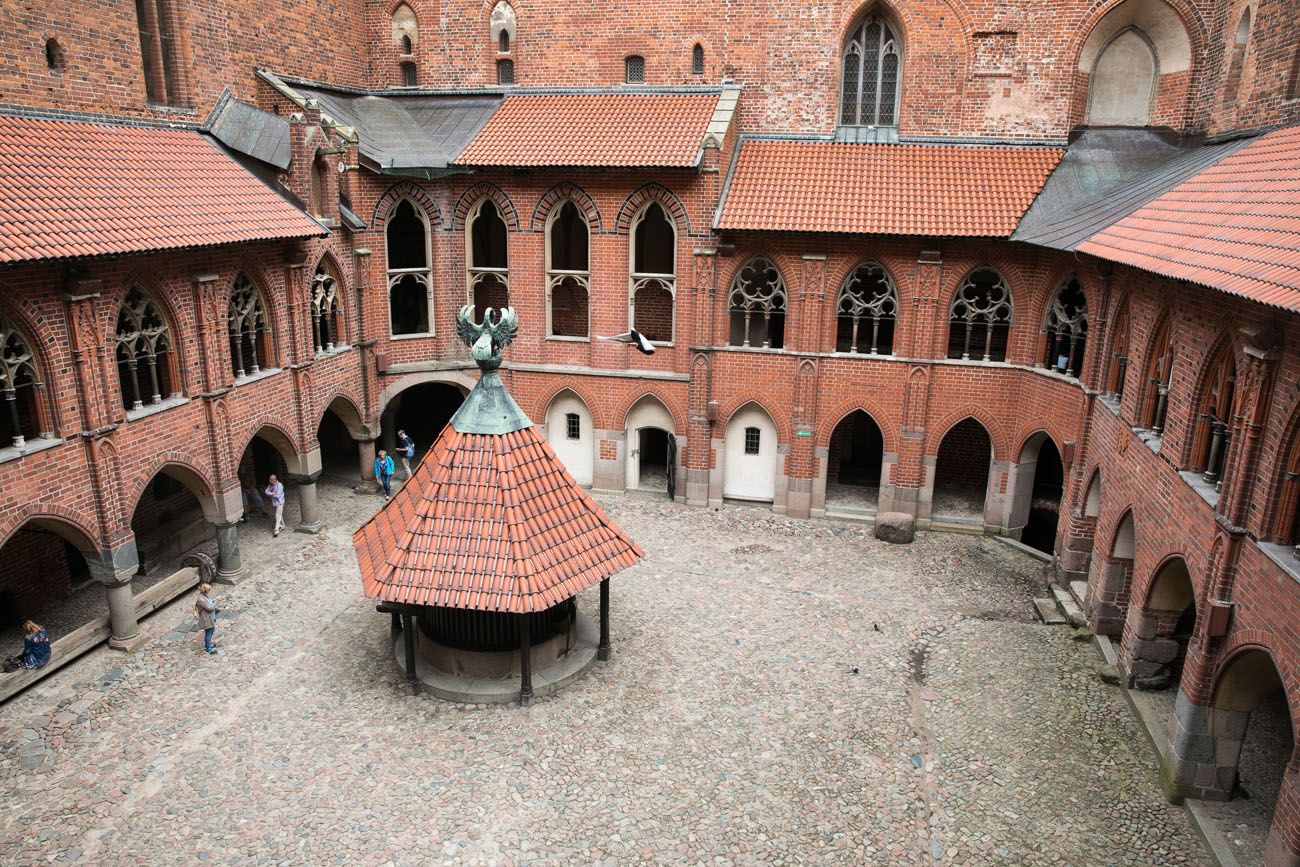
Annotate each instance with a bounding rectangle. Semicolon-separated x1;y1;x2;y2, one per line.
637;428;670;491
130;471;213;582
317;409;355;472
382;382;465;457
826;411;884;513
1021;438;1064;554
0;523;98;654
933;418;991;521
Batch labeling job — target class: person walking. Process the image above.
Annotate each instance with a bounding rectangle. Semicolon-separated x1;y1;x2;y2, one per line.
397;429;415;480
374;449;395;500
194;584;218;655
264;473;286;536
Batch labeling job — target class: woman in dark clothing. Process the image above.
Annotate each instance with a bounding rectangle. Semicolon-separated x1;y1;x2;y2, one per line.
9;620;51;670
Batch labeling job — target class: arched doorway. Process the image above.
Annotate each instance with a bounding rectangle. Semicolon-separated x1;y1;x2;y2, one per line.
1089;510;1134;637
1210;650;1294;860
317;396;364;476
1011;433;1065;554
545;391;594;487
625;396;677;497
0;518;97;659
932;418;992;523
130;466;215;582
380;382;466;457
1128;556;1196;692
723;404;778;502
236;427;299;529
825;410;885;514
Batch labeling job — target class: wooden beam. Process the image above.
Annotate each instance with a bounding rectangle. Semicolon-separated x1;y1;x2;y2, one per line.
598;578;611;661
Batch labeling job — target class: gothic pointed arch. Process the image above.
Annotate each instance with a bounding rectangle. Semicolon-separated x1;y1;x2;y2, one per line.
839;5;904;128
835;260;898;354
615;183;691;235
114;286;179;412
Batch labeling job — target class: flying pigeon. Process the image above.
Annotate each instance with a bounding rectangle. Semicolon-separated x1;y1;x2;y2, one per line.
596;329;656;355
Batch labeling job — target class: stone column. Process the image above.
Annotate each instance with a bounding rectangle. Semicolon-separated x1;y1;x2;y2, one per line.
89;545;147;652
358;438;376;483
1086;556;1132;637
291;471;324;534
1163;688;1243;802
212;520;248;583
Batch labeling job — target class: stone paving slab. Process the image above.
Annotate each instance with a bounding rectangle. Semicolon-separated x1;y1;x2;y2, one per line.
0;480;1206;865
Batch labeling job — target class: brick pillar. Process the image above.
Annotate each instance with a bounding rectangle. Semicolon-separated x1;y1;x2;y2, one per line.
1057;511;1097;583
1266;768;1300;866
897;248;942;520
787;358;819;518
1163;687;1244;802
64;283;108;434
685;248;718;508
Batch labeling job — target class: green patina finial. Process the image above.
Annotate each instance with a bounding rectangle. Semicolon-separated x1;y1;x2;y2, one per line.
449;305;533;434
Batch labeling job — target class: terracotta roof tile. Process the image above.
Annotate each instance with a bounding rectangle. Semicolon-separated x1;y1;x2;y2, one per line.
1078;124;1300;312
0;115;324;264
454;92;719;168
716;139;1063;237
353;425;642;614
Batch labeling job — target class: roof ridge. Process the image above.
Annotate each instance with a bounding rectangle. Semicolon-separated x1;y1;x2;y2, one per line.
0;102;201;131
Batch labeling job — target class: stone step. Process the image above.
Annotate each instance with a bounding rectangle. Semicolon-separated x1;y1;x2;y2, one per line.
1068;580;1089;608
1033;597;1066;625
1051;584;1087;628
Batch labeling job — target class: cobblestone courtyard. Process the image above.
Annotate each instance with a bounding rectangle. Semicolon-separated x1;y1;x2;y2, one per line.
0;478;1206;865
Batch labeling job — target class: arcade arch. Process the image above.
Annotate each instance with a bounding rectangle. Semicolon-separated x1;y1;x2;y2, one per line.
931;417;993;524
1127;555;1196;691
824;410;885;513
1210;650;1294;827
625;395;677;497
1008;432;1065;554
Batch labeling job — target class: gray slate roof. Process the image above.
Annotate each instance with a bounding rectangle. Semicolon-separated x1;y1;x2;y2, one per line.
295;85;501;177
204;90;292;170
1013;128;1254;250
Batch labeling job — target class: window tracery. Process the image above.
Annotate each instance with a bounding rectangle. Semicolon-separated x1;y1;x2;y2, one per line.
468;199;509;321
0;314;43;448
728;257;787;350
547;201;589;338
840;14;901;127
1042;277;1088;377
386;199;432;336
629;202;675;343
836;261;897;354
228;275;271;379
114;288;174;411
311;263;343;354
947;268;1011;362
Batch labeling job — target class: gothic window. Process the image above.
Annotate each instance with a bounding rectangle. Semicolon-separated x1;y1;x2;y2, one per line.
947;268;1011;362
1271;433;1300;554
133;0;186;106
547;201;589;338
228;274;272;379
0;314;44;448
840;14;901;126
1222;11;1251;108
311;263;344;354
1106;301;1131;400
1042;277;1088;377
1290;48;1300;100
692;44;704;75
745;427;761;455
626;55;645;84
836;261;897;354
497;59;515;85
386;199;432;336
309;159;326;218
629;202;675;343
728;257;787;350
392;4;418;54
500;30;510;53
1140;316;1175;434
401;62;417;86
491;2;517;66
1087;28;1156;125
114;288;175;412
1190;343;1237;489
467;199;509;321
566;412;581;440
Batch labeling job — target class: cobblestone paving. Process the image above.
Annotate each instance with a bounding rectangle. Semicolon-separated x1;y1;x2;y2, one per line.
0;480;1206;865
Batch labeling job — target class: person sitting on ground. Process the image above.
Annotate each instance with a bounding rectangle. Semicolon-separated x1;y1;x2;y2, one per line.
4;620;51;671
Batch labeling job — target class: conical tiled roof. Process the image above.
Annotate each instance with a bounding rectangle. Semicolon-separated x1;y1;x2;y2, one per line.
352;400;643;614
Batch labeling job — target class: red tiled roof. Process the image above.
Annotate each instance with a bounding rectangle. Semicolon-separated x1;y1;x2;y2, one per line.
353;425;642;613
716;139;1064;237
1078;124;1300;313
454;93;718;167
0;115;324;264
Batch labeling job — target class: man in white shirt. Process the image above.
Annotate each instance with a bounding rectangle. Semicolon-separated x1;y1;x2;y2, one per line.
264;474;286;537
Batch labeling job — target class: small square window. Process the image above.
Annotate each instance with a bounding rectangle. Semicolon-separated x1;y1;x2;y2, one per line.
400;62;417;86
497;58;515;85
566;412;581;440
625;55;645;84
744;426;760;455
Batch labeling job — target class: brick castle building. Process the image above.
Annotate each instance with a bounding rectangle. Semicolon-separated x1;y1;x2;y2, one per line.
2;0;1299;859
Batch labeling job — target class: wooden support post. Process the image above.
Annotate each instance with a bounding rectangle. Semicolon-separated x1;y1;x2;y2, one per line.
519;613;534;706
401;613;419;696
598;578;611;661
390;611;401;633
